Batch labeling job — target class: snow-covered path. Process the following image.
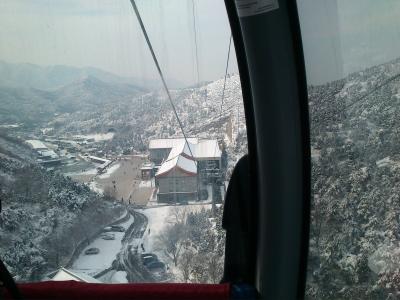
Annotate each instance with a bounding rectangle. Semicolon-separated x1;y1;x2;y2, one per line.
72;214;134;276
139;206;171;256
138;204;212;261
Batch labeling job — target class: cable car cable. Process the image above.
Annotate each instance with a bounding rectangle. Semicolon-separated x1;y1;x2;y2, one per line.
219;35;232;121
130;0;196;162
212;35;232;159
192;0;200;89
346;72;400;109
191;0;208;105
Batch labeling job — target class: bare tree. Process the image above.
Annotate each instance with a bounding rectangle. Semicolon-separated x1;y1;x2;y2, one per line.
156;223;185;266
179;249;195;282
207;254;224;283
170;206;189;225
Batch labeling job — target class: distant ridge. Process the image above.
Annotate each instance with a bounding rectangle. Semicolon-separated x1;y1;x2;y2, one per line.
0;61;185;91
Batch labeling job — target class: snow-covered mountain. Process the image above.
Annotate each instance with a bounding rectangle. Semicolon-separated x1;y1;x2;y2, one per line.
308;57;400;299
0;75;144;125
48;73;247;172
4;54;400;293
0;61;184;91
0;133;124;281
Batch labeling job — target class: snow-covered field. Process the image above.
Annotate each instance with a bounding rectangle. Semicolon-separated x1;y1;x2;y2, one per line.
72;214;134;276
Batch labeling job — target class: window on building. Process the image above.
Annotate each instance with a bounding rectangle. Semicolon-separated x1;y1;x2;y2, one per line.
298;0;400;298
0;0;247;284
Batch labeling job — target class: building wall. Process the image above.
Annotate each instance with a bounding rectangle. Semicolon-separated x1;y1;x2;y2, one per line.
157;168;197;203
157;192;197;203
197;159;220;171
197;159;221;184
149;148;171;164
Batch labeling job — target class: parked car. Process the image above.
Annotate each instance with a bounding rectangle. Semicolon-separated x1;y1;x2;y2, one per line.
110;225;125;232
100;233;115;240
146;261;166;272
142;256;158;266
84;248;99;255
140;253;158;260
103;226;112;232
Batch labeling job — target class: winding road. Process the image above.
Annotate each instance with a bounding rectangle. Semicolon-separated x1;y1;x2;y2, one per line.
117;209;155;282
95;207;159;283
73;205;169;283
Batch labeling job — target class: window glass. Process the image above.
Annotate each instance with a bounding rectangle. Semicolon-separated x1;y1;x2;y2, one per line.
298;0;400;298
0;0;247;283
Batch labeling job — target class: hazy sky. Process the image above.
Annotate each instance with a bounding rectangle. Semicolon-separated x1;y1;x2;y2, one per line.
0;0;237;86
298;0;400;85
2;1;400;86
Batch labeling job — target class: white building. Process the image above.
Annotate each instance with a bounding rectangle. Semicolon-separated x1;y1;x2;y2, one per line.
150;138;222;203
149;138;221;168
26;140;48;151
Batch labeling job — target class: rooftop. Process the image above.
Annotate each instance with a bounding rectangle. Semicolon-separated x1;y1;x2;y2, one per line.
150;138;221;159
26;140;48;150
52;268;101;283
149;138;198;150
155;154;197;177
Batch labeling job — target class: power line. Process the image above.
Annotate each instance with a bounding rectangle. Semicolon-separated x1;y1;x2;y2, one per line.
129;0;196;162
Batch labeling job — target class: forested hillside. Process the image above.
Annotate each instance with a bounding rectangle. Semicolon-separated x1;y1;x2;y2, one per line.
0;139;123;281
307;58;400;299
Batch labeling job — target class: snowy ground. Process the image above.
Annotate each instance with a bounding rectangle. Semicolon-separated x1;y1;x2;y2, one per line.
72;214;134;276
138;204;212;267
139;206;171;256
96;269;129;284
98;163;120;179
74;132;115;142
95;156;146;202
111;271;128;283
220;185;226;200
139;179;154;188
88;181;104;195
206;185;212;201
65;167;98;177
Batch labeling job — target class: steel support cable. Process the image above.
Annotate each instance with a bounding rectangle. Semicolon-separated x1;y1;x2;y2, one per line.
213;35;232;159
130;0;196;163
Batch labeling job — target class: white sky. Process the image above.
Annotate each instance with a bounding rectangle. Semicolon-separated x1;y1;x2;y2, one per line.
0;0;237;86
2;1;400;86
298;0;400;85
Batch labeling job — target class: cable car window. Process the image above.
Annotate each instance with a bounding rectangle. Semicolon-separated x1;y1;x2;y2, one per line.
0;0;247;284
298;0;400;298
